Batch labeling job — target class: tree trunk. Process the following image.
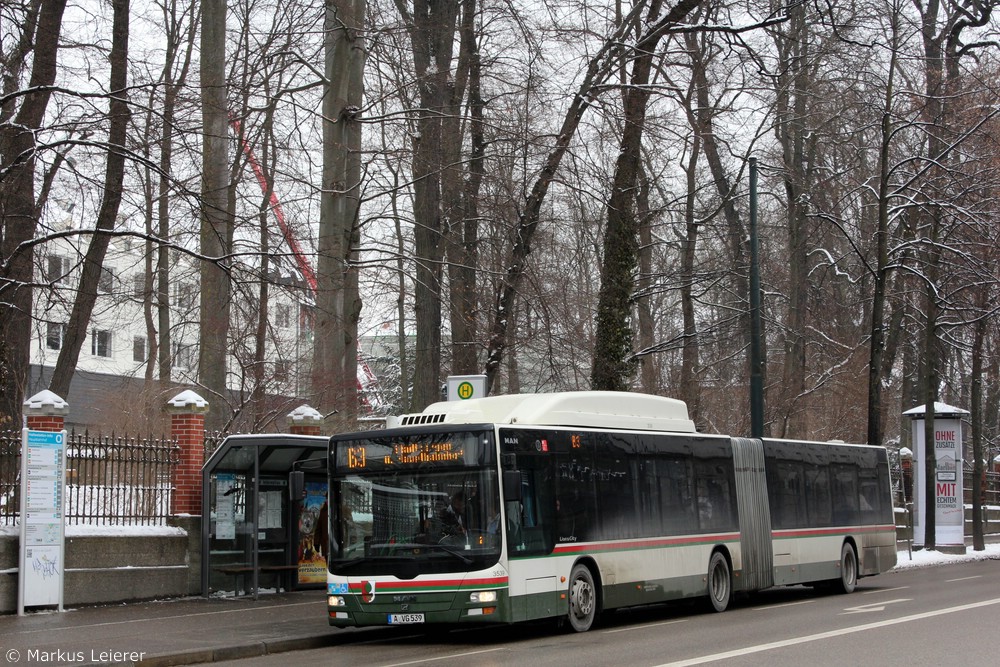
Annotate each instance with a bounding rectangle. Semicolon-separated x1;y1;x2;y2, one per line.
636;171;657;394
774;5;812;437
971;313;985;551
446;0;483;376
867;17;900;448
157;4;196;382
394;0;465;409
199;0;232;431
313;0;366;427
679;134;701;422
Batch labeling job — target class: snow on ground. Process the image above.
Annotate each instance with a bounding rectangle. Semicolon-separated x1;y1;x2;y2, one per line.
0;523;185;537
892;542;1000;569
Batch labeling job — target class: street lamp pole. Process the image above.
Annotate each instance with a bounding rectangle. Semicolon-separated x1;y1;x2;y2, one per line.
749;157;765;439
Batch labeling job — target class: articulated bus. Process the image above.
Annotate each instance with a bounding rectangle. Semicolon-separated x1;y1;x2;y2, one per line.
326;392;896;632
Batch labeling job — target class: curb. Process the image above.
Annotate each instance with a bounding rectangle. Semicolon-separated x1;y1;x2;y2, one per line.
80;633;339;667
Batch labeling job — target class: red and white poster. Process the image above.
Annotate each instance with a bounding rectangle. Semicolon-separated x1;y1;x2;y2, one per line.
906;403;967;550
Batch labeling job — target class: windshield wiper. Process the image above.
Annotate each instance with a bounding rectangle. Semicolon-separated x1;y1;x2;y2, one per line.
357;542;477;566
417;543;474;565
332;555;413;572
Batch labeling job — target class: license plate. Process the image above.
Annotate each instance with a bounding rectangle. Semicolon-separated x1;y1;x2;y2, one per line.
388;613;425;624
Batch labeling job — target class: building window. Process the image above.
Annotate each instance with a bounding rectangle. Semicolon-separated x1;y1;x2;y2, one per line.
44;255;71;283
276;303;291;329
175;282;196;311
274;360;290;383
173;343;195;370
98;266;115;294
46;322;67;350
133;336;146;363
133;273;146;299
91;329;112;357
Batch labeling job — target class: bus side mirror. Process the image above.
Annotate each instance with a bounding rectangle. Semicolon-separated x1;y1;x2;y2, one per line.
289;470;305;500
503;470;522;502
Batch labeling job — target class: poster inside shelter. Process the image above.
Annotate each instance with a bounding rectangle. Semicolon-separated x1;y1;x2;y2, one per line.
297;482;329;585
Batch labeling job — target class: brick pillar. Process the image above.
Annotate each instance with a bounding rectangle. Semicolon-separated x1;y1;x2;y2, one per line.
167;390;209;516
23;389;69;431
288;404;323;436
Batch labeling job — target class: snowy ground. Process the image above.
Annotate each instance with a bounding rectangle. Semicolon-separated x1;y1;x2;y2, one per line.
892;541;1000;569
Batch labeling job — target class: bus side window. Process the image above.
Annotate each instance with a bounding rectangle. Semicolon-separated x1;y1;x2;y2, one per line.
512;460;554;555
831;465;859;526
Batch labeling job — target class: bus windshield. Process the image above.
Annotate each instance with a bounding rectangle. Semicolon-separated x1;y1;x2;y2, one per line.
329;429;501;576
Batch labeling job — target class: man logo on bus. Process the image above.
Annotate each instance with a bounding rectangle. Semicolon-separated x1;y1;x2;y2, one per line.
361;581;376;603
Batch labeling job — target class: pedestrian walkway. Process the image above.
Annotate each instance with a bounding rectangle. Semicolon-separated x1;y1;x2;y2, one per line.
0;589;340;667
2;537;999;667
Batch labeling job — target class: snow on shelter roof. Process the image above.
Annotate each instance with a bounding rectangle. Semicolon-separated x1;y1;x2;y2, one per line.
398;391;696;433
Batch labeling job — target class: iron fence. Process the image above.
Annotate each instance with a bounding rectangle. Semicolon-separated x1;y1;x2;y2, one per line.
889;465;1000;508
0;429;180;526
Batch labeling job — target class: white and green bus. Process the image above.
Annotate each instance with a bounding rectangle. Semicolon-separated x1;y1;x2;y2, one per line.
326;392;896;632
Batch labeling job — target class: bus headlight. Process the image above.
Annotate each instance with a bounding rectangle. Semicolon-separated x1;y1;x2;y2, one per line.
328;595;346;607
470;591;497;603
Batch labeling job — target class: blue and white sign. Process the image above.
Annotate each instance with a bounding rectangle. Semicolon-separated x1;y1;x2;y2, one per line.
19;429;67;614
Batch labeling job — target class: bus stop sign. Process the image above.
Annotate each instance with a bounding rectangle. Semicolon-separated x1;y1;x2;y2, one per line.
447;375;487;401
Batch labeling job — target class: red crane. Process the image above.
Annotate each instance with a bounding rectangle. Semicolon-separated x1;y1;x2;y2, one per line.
230;117;382;410
230;117;317;290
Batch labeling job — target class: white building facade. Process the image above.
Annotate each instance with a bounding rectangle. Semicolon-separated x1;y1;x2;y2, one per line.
30;233;308;397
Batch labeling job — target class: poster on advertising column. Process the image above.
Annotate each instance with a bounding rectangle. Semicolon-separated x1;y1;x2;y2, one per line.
296;481;328;586
18;429;68;615
905;403;967;551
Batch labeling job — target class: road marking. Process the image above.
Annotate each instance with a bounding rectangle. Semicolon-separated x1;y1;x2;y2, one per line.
654;597;1000;666
842;599;911;614
864;586;908;595
379;647;506;666
946;576;981;583
605;619;687;634
751;599;814;611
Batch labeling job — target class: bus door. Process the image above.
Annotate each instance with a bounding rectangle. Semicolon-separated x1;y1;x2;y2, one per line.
501;435;559;621
731;438;773;591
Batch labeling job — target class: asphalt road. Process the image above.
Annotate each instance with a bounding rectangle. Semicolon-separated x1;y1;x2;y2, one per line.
209;559;1000;667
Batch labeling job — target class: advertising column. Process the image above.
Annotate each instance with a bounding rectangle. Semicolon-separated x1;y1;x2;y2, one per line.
18;428;68;614
904;402;968;553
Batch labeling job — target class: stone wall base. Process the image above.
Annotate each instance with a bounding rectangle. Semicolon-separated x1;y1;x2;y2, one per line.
1;520;200;614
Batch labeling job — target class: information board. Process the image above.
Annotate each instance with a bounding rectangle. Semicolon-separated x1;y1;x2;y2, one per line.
18;429;67;614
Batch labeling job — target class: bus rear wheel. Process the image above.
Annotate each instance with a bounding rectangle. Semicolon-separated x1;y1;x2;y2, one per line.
833;542;858;594
707;551;731;612
567;564;597;632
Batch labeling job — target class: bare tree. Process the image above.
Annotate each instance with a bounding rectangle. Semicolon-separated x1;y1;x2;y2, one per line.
0;0;68;424
48;0;131;399
485;0;706;393
591;0;670;391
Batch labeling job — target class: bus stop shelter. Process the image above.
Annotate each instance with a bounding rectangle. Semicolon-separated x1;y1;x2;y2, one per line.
200;434;328;598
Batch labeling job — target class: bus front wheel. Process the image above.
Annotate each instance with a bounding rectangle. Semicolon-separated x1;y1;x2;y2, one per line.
707;551;731;612
567;564;597;632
